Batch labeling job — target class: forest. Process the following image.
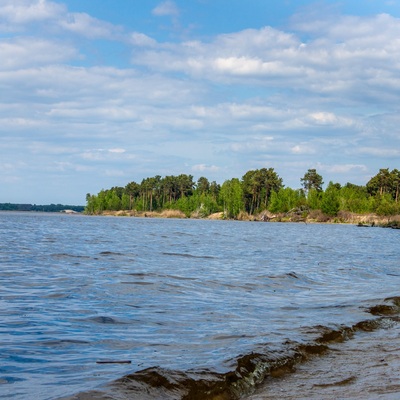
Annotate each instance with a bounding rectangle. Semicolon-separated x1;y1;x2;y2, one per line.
85;168;400;221
0;203;85;213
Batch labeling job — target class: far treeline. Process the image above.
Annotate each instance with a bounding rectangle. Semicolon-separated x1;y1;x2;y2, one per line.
0;203;85;213
85;168;400;220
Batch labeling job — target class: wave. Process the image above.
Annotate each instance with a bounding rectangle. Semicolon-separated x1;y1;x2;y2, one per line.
162;252;216;259
62;297;400;400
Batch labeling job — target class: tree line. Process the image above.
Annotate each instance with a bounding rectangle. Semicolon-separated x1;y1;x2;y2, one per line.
0;203;85;212
85;168;400;218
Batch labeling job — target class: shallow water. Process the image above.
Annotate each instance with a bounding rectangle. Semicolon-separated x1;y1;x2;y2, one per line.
246;322;400;400
0;212;399;399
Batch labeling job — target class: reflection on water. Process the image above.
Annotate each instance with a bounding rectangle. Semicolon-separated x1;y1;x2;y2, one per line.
0;212;399;399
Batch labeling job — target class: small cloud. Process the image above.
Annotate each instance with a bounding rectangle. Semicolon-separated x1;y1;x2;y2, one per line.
152;1;180;17
309;112;337;125
60;12;117;39
0;0;64;25
81;148;127;160
318;163;368;173
291;144;316;155
192;164;220;172
130;32;157;47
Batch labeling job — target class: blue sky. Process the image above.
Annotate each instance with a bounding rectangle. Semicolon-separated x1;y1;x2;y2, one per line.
1;0;400;204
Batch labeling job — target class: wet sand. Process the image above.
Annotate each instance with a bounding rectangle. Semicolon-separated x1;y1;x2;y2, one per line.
246;323;400;400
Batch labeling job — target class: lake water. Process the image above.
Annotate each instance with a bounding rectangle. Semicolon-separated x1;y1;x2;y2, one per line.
0;212;399;399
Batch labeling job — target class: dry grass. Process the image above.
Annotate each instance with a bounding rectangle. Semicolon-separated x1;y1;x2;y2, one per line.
207;212;224;220
160;209;186;219
97;209;400;225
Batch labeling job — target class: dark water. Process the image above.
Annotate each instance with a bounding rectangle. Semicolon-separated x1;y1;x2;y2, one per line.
0;212;399;399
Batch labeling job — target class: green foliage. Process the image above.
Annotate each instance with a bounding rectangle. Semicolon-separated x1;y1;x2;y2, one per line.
339;184;371;213
307;188;322;210
321;182;340;216
169;196;196;217
0;203;84;212
375;194;399;216
220;178;244;219
242;168;283;213
268;188;305;213
367;168;400;202
84;168;400;219
196;177;210;194
301;169;324;192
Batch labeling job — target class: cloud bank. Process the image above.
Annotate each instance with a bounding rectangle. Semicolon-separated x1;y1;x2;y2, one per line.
1;0;399;203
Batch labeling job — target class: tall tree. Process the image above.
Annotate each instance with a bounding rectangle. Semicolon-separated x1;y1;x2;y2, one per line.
209;181;220;200
301;169;324;192
392;169;400;203
242;168;283;213
196;176;210;195
321;181;340;216
366;168;391;197
177;174;194;198
125;181;140;210
220;178;244;218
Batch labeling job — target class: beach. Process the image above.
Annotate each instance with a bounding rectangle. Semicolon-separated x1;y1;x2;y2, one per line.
247;322;400;400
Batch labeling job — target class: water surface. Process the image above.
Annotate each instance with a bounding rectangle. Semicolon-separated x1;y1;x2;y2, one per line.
0;212;399;399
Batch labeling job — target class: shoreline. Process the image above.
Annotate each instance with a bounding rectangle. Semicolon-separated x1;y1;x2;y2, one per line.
95;209;400;227
246;322;400;400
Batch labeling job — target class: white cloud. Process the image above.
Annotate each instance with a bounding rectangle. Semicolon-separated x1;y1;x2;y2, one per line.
192;164;220;173
1;2;400;202
130;14;400;108
130;32;157;47
0;37;77;70
59;12;119;39
291;144;316;155
152;1;180;17
0;0;121;39
320;164;368;174
0;0;63;26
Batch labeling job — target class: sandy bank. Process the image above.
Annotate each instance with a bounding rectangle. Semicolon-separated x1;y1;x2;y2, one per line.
96;209;400;226
246;322;400;399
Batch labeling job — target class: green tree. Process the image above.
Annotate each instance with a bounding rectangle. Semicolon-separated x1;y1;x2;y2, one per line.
301;169;324;192
220;178;244;218
125;181;140;210
375;193;398;217
162;175;178;204
242;168;283;214
390;169;400;203
339;183;371;213
307;188;322;210
121;193;130;210
196;176;210;195
85;193;96;214
177;174;194;198
269;188;305;213
367;168;391;197
209;181;220;200
321;182;340;216
106;189;121;211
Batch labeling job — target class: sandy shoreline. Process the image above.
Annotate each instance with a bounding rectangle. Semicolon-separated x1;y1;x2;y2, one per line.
246;322;400;400
98;209;400;226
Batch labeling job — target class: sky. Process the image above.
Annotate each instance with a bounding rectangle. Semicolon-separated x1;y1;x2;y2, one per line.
1;0;400;205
